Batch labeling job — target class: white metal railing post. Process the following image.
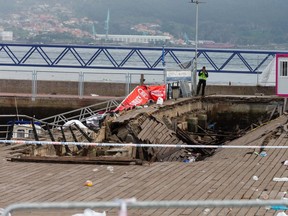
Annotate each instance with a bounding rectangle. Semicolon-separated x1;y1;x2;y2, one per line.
125;73;131;95
78;71;84;99
31;70;37;101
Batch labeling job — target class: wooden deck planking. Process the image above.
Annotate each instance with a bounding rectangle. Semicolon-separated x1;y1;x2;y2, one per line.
0;115;288;215
137;120;154;141
235;134;288;214
139;163;209;215
132;161;216;215
220;141;284;215
127;163;191;215
187;157;255;215
153;160;228;216
209;130;286;215
98;163;176;201
163;159;234;216
43;165;120;202
148;123;163;143
228;133;288;215
61;165;142;202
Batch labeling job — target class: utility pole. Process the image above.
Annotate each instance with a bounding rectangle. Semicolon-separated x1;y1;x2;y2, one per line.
190;0;204;96
104;9;110;41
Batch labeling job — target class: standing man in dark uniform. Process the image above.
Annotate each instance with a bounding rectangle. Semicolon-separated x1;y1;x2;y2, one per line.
196;66;209;96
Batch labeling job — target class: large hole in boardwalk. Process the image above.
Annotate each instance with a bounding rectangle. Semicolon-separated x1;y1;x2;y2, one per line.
4;98;283;165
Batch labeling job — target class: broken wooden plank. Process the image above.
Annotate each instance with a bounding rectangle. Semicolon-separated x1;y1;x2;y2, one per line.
157;148;183;161
3;144;29;151
137;120;154;140
8;148;31;155
140;118;150;130
138;120;156;141
10;156;143;165
149;123;163;143
137;146;145;161
147;122;161;143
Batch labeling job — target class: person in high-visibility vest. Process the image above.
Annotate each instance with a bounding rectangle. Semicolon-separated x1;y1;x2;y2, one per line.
196;66;209;96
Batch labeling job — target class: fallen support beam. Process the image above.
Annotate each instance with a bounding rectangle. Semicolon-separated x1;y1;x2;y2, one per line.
176;127;213;156
47;124;62;156
73;123;93;142
10;156;143;165
8;148;31;155
69;126;82;151
3;143;29;151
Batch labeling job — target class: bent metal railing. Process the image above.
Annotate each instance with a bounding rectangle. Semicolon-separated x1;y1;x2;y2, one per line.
0;99;120;138
40;98;121;128
1;43;288;73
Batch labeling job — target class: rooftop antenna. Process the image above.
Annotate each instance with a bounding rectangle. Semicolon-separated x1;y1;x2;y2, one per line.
104;9;110;41
189;0;206;96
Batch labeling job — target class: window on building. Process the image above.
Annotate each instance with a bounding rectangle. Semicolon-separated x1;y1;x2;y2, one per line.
28;130;34;139
280;61;288;76
17;129;25;138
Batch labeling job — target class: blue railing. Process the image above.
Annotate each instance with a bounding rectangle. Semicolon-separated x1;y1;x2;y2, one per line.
0;43;288;73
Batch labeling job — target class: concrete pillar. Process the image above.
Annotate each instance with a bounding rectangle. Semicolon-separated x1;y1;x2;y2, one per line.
198;113;207;131
187;115;198;132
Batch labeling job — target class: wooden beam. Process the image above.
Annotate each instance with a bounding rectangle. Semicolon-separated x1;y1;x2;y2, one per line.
11;156;143;165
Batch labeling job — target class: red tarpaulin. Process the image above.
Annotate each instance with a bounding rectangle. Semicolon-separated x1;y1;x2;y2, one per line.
147;85;166;101
115;85;166;111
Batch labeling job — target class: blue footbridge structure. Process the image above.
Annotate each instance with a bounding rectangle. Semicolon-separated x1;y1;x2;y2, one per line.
0;43;288;99
0;43;287;74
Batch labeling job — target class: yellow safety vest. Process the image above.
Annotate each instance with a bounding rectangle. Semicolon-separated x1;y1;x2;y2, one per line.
199;71;208;80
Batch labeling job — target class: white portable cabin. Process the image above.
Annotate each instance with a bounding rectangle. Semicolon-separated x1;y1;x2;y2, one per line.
276;54;288;96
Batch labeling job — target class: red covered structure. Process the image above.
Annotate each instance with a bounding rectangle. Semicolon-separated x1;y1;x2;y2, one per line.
115;85;166;111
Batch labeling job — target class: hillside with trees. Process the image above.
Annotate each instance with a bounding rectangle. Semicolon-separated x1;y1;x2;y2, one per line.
0;0;287;48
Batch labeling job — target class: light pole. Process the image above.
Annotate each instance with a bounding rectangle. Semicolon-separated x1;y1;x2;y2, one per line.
190;0;201;96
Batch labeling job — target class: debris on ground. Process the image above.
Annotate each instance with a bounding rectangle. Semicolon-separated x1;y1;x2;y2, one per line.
3;96;282;165
72;209;106;216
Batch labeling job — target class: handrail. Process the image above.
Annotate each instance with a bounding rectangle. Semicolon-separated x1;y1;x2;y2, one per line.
40;99;121;128
2;199;288;216
1;43;288;73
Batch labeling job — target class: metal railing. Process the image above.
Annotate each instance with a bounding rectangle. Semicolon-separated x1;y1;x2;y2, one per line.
2;199;288;216
0;97;120;138
39;99;121;128
1;43;287;99
1;43;288;73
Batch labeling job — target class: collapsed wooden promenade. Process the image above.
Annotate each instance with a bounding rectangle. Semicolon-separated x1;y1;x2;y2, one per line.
0;98;287;215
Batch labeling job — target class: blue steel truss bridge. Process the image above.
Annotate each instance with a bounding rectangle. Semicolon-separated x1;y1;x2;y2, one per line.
0;43;288;74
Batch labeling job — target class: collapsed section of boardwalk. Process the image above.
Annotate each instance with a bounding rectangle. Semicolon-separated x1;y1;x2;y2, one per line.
3;96;284;165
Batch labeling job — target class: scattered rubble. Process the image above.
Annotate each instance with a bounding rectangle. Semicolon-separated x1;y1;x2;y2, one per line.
4;96;281;165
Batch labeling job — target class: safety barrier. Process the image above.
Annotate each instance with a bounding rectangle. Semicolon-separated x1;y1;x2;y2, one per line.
2;199;288;216
0;140;288;149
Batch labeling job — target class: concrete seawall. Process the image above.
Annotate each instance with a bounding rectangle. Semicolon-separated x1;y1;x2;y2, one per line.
0;79;276;96
0;79;129;97
0;79;277;118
